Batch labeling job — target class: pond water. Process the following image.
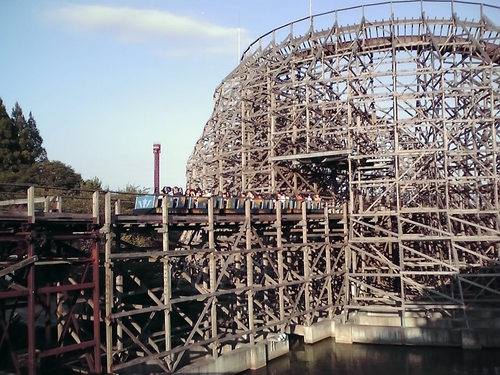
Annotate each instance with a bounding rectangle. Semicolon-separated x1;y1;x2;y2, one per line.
240;337;500;375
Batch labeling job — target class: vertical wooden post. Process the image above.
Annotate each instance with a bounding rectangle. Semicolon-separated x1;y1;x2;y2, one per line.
301;201;311;325
44;196;50;212
27;186;35;220
56;196;62;212
269;66;277;193
324;204;333;319
235;204;242;330
114;200;123;352
162;196;172;364
276;199;285;325
114;199;123;352
92;192;99;225
104;192;113;374
241;99;247;191
245;199;255;345
343;202;351;313
208;198;218;357
26;187;36;375
92;192;101;373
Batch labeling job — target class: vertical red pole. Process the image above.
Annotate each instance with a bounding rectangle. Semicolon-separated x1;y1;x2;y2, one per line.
153;143;161;195
45;294;51;348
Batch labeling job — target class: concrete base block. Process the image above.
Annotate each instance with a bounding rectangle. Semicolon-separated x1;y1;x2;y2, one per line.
335;324;353;344
462;330;481;349
176;340;289;374
250;344;267;370
175;357;217;374
334;323;500;349
303;319;335;344
403;327;461;346
356;313;401;327
267;339;289;361
478;330;500;348
351;325;404;345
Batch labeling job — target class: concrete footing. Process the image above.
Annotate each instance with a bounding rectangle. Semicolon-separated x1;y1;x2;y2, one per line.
288;319;336;344
334;312;500;349
335;323;500;348
288;313;500;350
178;311;500;373
176;339;289;374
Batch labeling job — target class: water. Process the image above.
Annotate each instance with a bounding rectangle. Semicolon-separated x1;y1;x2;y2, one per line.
241;337;500;375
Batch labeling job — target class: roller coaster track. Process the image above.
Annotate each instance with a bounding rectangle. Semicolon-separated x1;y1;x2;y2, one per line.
184;0;500;360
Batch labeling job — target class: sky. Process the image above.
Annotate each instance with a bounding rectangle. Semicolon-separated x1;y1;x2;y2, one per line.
1;0;499;193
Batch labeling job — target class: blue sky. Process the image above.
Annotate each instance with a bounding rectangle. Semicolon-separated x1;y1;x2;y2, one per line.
1;0;499;192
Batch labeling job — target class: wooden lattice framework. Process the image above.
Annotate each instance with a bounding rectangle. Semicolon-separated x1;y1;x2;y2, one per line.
187;1;500;323
103;195;346;373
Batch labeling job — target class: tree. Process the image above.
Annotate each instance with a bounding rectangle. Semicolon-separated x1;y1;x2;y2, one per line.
25;112;47;163
11;103;47;165
81;177;103;191
0;98;21;174
11;102;29;165
23;160;83;189
120;183;149;195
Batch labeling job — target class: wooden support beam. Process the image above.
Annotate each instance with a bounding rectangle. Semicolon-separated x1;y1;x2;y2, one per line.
162;194;172;368
0;256;38;278
104;192;114;374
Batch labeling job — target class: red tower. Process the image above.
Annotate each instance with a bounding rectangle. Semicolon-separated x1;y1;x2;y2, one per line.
153;143;161;194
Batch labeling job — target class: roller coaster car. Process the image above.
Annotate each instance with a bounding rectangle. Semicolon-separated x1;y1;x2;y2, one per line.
133;195;159;215
133;195;190;215
133;195;324;215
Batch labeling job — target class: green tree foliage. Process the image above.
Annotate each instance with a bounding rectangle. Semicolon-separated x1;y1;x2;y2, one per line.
25;160;83;188
81;177;103;191
11;103;47;165
0;99;21;175
120;183;148;195
56;177;105;214
0;98;80;191
26;112;47;163
11;103;28;165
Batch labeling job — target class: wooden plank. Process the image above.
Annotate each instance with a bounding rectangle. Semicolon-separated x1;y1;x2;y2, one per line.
0;197;52;206
269;149;350;162
0;256;38;278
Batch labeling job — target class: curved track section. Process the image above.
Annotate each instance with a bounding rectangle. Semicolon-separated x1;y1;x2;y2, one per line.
187;0;500;198
188;1;500;318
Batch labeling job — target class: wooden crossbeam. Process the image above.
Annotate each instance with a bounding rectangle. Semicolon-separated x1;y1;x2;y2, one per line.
0;256;38;278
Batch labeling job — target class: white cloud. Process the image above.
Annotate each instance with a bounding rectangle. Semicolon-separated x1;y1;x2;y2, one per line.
44;4;252;55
